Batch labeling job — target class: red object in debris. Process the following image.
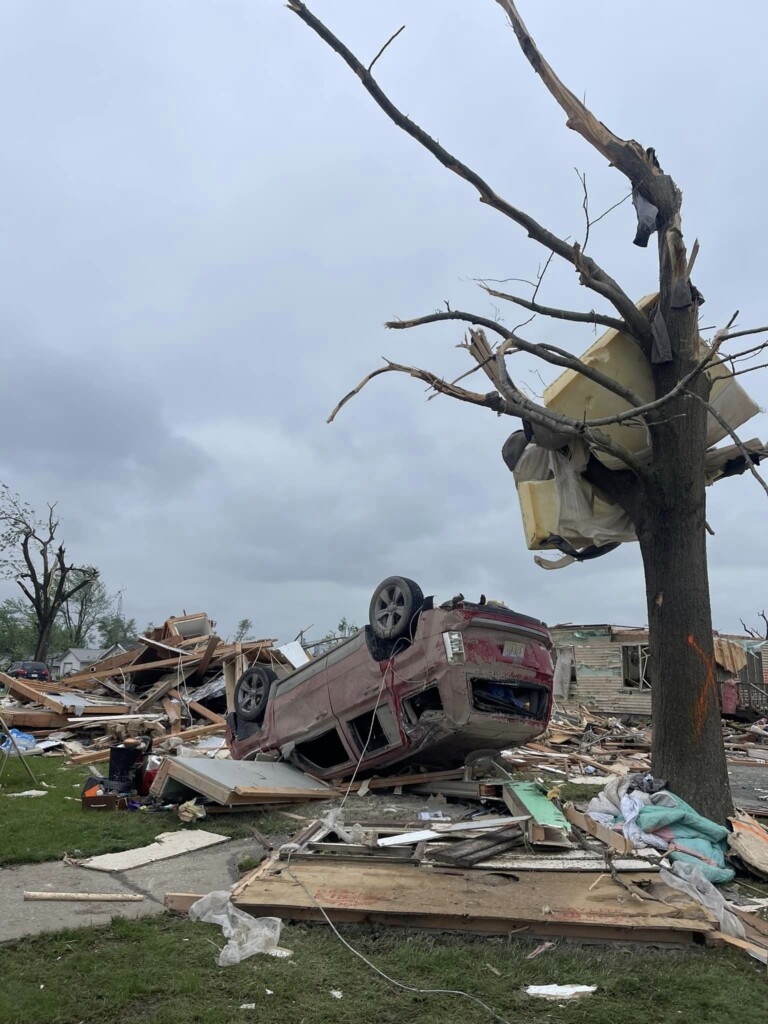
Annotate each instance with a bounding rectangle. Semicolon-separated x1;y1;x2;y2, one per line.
140;768;157;796
721;678;739;715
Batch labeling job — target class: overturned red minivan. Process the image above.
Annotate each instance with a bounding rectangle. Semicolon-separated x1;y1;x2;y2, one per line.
227;576;554;780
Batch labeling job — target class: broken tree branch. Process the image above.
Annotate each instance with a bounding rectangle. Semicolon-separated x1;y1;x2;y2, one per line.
386;309;657;414
685;390;768;498
287;0;653;351
479;285;625;333
496;0;668;207
368;24;405;74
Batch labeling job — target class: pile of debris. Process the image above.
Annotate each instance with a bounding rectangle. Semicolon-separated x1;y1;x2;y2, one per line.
0;611;297;767
160;758;768;963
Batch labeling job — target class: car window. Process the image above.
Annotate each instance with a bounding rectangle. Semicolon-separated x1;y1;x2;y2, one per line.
294;728;353;770
25;662;48;671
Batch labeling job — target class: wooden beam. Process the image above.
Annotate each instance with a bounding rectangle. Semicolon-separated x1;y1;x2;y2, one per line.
563;803;634;854
135;663;200;713
191;634;220;683
64;654;200;685
24;892;144;903
164;892;205;913
168;689;226;727
1;674;70;715
163;697;182;734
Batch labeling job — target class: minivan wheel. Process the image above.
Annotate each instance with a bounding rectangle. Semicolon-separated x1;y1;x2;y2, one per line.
369;576;424;641
234;666;276;724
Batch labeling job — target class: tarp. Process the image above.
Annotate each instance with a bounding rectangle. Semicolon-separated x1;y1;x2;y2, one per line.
587;776;733;884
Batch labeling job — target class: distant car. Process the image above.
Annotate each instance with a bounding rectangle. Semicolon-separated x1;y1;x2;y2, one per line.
227;576;554;779
6;661;51;683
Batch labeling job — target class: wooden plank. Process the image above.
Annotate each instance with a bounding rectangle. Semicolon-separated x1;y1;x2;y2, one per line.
164;892;205;913
63;648;143;682
191;634;220;683
65;654;201;686
163;697;182;734
0;708;69;730
2;675;70;715
168;689;226;727
233;862;712;943
136;663;200;713
66;723;225;766
24;892;144;903
564;802;634;854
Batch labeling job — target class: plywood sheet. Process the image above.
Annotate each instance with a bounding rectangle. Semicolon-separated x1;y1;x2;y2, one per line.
233;861;712;943
151;756;330;805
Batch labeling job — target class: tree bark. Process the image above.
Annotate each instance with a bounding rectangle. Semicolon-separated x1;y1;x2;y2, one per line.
636;468;732;823
34;617;55;663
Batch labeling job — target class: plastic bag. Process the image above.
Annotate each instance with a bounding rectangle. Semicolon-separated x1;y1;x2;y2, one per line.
0;728;36;752
660;862;745;939
188;891;290;966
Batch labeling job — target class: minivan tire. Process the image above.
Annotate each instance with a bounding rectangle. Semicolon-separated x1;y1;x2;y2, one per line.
369;576;424;641
234;666;277;724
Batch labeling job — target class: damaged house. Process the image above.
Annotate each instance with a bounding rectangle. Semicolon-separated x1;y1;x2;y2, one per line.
550;624;768;717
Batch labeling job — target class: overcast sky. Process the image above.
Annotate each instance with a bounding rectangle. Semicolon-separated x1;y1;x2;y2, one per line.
0;0;765;644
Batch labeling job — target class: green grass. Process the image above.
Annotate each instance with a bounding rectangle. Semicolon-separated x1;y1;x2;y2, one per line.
0;914;765;1024
0;757;299;865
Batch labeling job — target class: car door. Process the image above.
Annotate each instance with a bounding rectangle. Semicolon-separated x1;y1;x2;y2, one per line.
270;639;358;776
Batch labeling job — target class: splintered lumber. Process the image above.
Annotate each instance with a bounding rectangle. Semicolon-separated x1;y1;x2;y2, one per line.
67;723;225;765
431;827;525;867
564;802;633;854
24;892;144;903
1;675;70;715
165;893;206;913
502;781;572;847
377;817;528;847
135;663;200;713
163;697;182;734
191;634;220;682
232;862;713;944
168;689;226;727
65;654;201;686
150;757;330;806
0;708;69;730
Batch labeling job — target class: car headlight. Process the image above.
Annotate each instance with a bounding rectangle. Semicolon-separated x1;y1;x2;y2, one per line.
443;631;466;663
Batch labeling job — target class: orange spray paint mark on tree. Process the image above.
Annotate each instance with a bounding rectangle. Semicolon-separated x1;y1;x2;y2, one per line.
688;634;718;741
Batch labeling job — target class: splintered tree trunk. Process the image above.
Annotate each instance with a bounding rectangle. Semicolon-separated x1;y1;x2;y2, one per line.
635;289;733;823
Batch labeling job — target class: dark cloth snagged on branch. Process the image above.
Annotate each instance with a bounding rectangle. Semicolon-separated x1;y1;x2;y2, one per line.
632;186;659;247
650;309;673;364
502;422;572;474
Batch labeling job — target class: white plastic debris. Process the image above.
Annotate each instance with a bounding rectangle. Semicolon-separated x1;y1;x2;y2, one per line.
526;984;596;1000
189;891;291;966
239;1003;256;1010
6;790;47;798
330;990;343;999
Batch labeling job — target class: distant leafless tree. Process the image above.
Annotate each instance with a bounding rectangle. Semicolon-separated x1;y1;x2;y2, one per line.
0;485;98;661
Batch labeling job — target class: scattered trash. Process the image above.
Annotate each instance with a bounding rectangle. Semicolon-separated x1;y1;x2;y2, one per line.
189;891;291;966
239;1004;256;1010
177;799;206;823
526;941;555;959
6;790;47;798
526;984;597;1000
330;990;343;999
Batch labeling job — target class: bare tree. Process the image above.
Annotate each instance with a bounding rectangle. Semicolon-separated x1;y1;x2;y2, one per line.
59;574;112;648
288;1;768;822
0;485;99;662
740;612;768;641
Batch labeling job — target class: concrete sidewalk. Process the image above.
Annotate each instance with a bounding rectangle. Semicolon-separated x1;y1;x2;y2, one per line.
0;837;259;942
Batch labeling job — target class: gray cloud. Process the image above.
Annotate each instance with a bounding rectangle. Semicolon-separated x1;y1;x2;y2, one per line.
0;0;765;643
